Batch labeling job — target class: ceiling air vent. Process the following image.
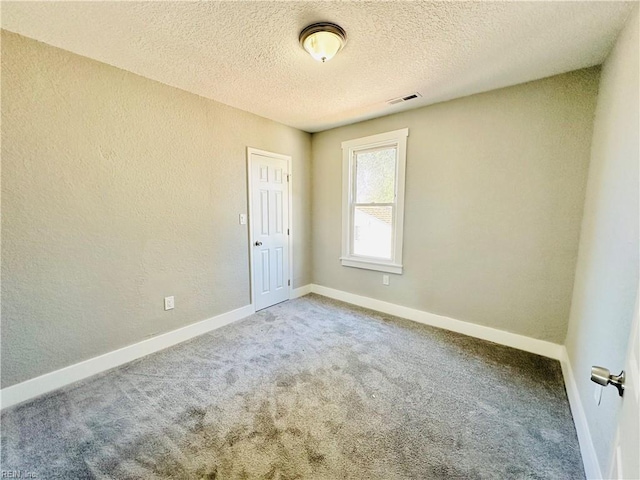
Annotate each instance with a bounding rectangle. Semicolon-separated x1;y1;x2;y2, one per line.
387;92;422;106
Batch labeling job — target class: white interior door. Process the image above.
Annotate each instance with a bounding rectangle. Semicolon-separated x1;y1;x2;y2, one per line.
249;151;290;311
609;290;639;479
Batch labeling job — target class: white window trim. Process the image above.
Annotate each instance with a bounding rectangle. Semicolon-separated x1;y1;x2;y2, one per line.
340;128;408;275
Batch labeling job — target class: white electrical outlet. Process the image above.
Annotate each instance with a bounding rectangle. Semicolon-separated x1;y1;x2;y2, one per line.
382;275;390;286
164;296;175;311
239;214;247;225
593;384;603;406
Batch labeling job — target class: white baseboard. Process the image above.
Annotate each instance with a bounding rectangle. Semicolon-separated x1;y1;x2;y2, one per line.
309;284;563;360
291;284;312;299
0;284;564;406
0;304;255;410
1;283;596;477
560;348;602;480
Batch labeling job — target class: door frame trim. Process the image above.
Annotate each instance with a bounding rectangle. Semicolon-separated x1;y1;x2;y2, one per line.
246;147;293;312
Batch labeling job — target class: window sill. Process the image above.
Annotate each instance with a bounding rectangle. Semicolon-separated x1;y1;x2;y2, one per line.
340;257;403;275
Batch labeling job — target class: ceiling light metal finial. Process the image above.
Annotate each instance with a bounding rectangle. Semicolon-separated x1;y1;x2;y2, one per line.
299;22;347;63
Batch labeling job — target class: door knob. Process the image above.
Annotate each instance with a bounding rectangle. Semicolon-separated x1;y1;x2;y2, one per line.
591;366;625;396
254;241;263;246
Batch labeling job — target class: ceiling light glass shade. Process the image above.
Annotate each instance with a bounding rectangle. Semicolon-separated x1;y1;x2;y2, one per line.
299;23;346;63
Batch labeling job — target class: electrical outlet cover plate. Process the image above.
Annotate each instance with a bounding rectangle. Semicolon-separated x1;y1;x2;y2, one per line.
164;296;175;311
382;275;390;286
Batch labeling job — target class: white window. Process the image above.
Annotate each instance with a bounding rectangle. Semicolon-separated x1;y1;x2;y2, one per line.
341;128;408;274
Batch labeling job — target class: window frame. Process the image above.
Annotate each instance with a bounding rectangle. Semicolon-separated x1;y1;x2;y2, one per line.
340;128;409;275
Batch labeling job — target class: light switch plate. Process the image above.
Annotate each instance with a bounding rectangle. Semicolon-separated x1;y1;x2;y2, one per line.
164;296;175;311
239;214;247;225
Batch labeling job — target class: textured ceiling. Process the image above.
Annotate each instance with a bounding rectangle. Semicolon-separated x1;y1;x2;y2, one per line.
2;1;634;132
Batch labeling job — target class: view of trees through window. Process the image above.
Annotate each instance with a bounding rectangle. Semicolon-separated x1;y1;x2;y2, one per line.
355;147;396;203
353;147;396;259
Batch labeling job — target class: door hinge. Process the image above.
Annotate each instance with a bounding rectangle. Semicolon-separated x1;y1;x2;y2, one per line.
287;228;290;235
288;280;291;286
287;174;291;182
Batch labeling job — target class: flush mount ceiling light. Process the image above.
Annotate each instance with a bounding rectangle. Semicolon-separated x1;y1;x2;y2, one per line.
299;22;347;63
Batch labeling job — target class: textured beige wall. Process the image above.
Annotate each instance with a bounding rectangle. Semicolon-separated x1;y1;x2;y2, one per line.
565;6;639;473
312;68;600;344
1;31;312;388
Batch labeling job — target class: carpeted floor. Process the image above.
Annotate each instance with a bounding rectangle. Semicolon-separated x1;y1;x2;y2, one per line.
1;294;584;479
